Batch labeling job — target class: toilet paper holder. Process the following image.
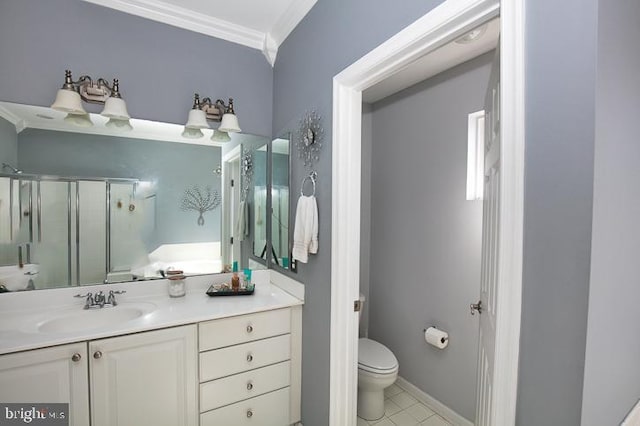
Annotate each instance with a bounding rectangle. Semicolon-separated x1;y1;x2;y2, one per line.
423;327;448;345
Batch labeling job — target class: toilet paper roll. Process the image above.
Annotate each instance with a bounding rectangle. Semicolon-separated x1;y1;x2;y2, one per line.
425;327;449;349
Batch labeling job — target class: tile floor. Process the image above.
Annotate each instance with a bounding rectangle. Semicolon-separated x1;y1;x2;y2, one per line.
357;382;453;426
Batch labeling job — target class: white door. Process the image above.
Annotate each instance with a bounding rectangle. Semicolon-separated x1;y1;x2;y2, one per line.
475;46;501;426
89;325;198;426
0;343;90;426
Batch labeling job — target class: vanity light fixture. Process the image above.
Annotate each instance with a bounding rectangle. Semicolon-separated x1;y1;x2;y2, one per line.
183;93;241;142
51;70;132;129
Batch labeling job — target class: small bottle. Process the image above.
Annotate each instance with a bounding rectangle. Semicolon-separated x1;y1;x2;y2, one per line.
231;261;240;291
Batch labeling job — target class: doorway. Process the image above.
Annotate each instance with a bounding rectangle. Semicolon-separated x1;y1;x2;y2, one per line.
222;145;241;268
329;0;525;425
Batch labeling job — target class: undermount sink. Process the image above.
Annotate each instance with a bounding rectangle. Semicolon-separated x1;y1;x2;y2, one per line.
36;303;156;334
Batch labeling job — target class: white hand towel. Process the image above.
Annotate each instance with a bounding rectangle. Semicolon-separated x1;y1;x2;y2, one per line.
292;195;318;263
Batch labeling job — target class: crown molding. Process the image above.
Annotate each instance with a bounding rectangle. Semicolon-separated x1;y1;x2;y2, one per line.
269;0;317;47
81;0;317;67
0;105;26;133
82;0;264;50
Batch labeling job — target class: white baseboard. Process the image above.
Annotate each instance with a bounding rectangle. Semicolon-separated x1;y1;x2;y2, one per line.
395;376;474;426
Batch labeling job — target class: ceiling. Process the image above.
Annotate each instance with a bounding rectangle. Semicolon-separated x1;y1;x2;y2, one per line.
363;18;500;103
80;0;318;66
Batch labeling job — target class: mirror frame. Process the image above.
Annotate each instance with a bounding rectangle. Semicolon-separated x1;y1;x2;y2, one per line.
267;132;294;273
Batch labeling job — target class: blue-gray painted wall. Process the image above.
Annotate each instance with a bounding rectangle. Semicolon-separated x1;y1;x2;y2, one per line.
517;0;597;424
581;1;640;424
274;0;599;425
0;0;273;137
273;2;445;424
368;53;492;422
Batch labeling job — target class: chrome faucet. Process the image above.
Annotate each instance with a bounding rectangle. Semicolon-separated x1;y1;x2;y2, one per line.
74;289;126;309
75;292;95;309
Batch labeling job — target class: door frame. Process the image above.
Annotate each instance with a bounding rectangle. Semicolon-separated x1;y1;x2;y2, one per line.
329;0;525;424
222;145;242;268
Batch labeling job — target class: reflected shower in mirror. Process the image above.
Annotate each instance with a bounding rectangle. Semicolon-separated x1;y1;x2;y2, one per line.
269;135;291;271
0;101;268;291
253;143;268;261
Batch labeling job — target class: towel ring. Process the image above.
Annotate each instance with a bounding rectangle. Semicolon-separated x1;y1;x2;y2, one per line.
301;171;317;197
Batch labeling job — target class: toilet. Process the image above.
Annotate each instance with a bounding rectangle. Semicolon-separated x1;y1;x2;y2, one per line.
357;294;399;421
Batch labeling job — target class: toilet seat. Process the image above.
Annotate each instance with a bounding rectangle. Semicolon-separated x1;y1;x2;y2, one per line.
358;338;398;375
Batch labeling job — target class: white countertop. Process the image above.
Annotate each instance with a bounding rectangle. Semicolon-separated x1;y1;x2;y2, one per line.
0;270;303;355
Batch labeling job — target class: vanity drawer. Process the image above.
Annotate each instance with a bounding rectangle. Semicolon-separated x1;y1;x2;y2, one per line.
200;360;290;412
200;387;290;426
200;334;291;382
199;308;291;351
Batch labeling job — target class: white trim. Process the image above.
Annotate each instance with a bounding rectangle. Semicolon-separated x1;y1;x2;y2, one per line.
492;0;525;424
81;0;264;49
395;376;473;426
0;105;25;133
221;146;242;268
80;0;317;67
330;0;524;425
270;0;318;48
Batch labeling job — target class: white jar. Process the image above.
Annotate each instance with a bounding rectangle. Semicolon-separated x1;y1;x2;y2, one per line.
167;272;186;298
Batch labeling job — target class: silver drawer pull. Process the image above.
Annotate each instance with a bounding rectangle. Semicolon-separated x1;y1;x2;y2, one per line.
246;409;253;418
246;381;253;390
93;351;102;359
246;354;253;362
246;324;253;333
71;353;82;362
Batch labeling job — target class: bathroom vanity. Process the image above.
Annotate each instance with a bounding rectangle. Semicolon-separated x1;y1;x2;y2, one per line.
0;271;303;426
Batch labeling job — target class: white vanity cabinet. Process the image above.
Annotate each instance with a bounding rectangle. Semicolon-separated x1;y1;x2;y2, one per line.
0;325;197;426
89;325;198;426
199;307;302;426
0;342;90;426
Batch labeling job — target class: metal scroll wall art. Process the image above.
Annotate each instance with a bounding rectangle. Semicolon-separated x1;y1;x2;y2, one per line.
241;146;253;202
296;110;324;170
181;185;221;226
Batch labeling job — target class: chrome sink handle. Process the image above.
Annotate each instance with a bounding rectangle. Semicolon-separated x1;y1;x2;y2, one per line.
74;292;94;310
107;290;126;306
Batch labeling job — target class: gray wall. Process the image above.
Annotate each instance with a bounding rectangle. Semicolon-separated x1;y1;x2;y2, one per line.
581;1;640;424
367;54;490;421
0;117;17;168
273;2;446;424
516;0;597;424
274;0;604;425
17;129;221;248
0;0;273;137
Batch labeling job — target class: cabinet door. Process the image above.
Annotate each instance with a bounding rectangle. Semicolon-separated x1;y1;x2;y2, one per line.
89;325;198;426
0;343;90;426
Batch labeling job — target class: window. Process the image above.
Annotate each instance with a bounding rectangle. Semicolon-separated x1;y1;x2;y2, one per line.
466;110;485;201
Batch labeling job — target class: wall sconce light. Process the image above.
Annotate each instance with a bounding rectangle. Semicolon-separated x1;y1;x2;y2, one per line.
183;93;241;142
51;70;132;130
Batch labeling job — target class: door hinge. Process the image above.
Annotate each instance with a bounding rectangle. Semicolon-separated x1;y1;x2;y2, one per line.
354;300;361;312
230;179;234;187
230;237;234;245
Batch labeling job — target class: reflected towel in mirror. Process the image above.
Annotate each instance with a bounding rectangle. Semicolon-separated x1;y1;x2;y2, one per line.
292;195;318;263
235;200;249;241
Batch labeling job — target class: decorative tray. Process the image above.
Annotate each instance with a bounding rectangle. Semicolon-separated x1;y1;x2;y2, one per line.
206;283;255;297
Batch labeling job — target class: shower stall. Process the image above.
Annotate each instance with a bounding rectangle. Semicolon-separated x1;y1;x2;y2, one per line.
0;173;154;289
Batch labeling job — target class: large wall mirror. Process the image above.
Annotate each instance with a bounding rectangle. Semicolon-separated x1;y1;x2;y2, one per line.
0;102;268;291
268;134;292;272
